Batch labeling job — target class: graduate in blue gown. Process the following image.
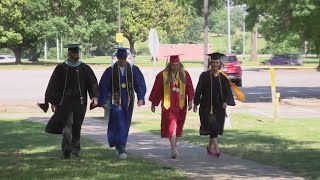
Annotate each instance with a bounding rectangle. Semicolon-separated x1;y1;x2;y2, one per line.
98;48;146;160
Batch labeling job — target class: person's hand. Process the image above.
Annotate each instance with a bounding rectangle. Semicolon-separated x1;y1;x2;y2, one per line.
193;105;198;113
102;104;108;109
51;104;56;113
222;102;227;109
188;101;193;111
91;97;98;106
137;100;144;107
151;104;156;113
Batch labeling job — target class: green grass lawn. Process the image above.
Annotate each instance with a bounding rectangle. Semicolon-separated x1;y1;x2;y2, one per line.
0;119;186;180
131;112;320;179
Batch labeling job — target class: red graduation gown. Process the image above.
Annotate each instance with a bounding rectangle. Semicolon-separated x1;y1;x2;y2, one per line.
149;70;194;138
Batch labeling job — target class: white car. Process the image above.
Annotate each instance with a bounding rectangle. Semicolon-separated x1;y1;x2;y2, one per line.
0;55;16;63
112;50;134;65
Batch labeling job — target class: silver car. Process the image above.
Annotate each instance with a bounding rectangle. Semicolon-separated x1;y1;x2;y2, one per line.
0;55;16;63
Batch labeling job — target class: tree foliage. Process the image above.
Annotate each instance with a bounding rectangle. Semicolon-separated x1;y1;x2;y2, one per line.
121;0;189;53
0;0;116;63
235;0;320;57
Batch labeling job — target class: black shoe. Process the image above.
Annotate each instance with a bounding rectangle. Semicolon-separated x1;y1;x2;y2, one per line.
63;151;71;159
63;148;72;159
71;150;79;157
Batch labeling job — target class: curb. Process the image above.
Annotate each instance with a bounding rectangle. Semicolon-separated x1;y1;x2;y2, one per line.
281;99;320;107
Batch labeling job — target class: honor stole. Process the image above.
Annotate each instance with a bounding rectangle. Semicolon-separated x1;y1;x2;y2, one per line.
163;71;186;110
111;62;134;109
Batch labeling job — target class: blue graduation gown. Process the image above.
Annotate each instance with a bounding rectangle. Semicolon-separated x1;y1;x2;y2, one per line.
98;64;146;147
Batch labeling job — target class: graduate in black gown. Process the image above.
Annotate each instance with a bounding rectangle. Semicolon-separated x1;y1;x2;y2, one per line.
193;52;235;157
38;44;99;158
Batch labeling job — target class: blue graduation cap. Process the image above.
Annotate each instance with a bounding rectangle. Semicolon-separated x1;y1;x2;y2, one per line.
115;47;129;58
64;44;81;53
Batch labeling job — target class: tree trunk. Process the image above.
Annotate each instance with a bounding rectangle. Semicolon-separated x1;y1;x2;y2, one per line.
128;38;136;57
250;25;258;61
28;46;38;62
11;46;23;64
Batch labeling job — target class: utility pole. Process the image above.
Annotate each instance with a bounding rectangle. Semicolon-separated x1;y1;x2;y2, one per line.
227;0;231;53
56;36;59;62
242;5;247;60
118;0;121;47
204;0;209;71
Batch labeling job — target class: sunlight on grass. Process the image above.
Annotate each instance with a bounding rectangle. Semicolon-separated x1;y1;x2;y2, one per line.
131;112;320;179
0;119;186;180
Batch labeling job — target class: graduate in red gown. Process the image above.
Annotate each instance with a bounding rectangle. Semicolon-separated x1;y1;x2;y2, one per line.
149;55;194;159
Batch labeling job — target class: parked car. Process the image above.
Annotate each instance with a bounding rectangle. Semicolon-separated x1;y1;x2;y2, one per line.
0;55;16;63
261;54;303;66
220;54;242;87
112;49;134;65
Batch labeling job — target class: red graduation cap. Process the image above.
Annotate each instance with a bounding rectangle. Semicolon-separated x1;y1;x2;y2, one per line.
165;54;183;63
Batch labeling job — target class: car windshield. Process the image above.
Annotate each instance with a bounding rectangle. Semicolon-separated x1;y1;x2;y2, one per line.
221;56;237;63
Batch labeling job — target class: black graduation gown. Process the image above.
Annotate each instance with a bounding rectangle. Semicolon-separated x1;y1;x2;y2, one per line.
43;62;99;134
194;70;235;136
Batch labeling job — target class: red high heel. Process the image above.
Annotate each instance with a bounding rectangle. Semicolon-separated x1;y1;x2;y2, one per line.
206;146;215;155
214;151;222;157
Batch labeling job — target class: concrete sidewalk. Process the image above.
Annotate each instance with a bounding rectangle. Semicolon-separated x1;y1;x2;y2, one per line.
26;116;303;180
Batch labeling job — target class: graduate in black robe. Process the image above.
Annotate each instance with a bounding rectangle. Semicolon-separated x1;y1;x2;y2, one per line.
193;52;235;157
38;44;99;158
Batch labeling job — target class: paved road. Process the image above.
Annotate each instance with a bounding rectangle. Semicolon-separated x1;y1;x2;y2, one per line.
0;67;319;118
1;68;320;101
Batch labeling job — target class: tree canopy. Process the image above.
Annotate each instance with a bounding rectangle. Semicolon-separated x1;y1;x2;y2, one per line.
121;0;189;53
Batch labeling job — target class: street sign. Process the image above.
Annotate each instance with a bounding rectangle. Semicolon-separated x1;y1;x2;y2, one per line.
148;29;159;58
116;33;124;43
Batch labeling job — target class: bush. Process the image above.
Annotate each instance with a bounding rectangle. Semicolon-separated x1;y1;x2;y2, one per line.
136;46;150;56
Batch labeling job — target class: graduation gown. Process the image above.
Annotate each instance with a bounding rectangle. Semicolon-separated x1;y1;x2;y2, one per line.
194;70;235;136
98;63;146;147
44;62;99;134
149;70;194;138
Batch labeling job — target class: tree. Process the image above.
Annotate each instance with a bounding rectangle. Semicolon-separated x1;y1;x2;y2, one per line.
174;0;196;15
0;0;117;63
235;0;320;68
0;0;31;63
208;7;243;36
183;17;203;43
121;0;189;53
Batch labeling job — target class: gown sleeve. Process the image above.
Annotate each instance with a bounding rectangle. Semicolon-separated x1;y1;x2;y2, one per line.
45;64;63;105
185;71;195;102
223;75;236;106
193;72;205;106
98;67;112;105
85;65;99;99
132;65;147;102
149;71;164;106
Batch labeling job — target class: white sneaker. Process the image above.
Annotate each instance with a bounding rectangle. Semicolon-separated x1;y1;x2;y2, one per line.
118;153;127;160
115;150;119;156
171;149;178;159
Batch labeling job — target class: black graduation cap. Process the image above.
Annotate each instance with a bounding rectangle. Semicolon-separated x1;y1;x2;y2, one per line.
207;52;225;60
206;52;225;69
115;47;129;58
64;44;81;53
